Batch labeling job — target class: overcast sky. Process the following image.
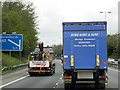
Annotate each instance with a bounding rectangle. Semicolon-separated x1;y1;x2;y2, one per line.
25;0;119;46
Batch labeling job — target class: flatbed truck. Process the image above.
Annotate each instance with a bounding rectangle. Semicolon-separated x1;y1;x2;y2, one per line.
28;43;55;76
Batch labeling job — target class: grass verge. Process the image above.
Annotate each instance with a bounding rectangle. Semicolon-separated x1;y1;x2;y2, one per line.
2;53;28;75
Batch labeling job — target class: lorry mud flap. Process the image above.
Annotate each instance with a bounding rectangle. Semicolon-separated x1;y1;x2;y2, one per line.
71;68;75;88
94;67;100;88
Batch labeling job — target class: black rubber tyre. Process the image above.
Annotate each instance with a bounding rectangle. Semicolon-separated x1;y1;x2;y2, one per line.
94;83;99;89
64;84;74;89
29;72;34;76
49;69;53;76
53;68;55;73
100;83;105;89
64;84;70;89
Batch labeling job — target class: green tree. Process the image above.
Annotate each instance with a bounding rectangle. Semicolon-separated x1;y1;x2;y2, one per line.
115;34;120;59
52;44;63;57
2;1;38;57
107;34;119;59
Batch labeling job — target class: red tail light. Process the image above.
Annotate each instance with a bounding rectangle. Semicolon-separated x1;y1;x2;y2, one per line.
64;76;72;79
99;76;108;79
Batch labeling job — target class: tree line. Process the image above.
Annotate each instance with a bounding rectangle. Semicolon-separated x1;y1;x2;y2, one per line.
107;34;120;59
52;44;63;58
2;1;38;58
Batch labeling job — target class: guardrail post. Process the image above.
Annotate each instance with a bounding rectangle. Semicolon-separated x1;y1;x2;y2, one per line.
9;51;11;57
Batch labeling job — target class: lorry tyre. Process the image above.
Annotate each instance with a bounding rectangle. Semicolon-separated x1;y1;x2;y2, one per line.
50;71;53;76
29;72;34;76
53;68;55;73
100;83;105;89
94;83;100;89
49;69;53;76
64;84;70;89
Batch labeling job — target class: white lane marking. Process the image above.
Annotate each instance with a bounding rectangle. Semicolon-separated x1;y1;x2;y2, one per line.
0;75;29;88
108;67;120;72
105;83;108;85
56;82;58;86
60;77;62;80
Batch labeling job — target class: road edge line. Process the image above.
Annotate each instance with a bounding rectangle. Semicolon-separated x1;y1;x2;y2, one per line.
0;75;29;88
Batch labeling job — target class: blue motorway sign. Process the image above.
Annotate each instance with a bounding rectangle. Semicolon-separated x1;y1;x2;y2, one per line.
0;34;23;51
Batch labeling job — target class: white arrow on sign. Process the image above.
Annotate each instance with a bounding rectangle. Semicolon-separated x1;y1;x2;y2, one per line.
8;39;21;50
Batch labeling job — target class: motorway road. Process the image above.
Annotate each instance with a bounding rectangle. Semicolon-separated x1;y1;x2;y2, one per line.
1;59;119;89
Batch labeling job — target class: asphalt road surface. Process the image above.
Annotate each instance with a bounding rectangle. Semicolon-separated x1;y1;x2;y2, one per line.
1;59;119;89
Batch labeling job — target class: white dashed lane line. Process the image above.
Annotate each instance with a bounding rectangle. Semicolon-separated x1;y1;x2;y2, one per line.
53;77;63;88
56;83;58;86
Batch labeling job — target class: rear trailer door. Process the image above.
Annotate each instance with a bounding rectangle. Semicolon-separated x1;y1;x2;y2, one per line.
73;34;96;69
63;22;107;70
64;31;96;69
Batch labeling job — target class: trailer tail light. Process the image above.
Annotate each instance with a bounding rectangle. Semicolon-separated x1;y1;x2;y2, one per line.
64;61;67;65
64;76;72;79
96;55;100;66
99;76;108;79
70;55;74;67
64;76;72;83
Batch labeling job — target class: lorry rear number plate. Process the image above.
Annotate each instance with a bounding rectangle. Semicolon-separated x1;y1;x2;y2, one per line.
30;61;49;67
77;71;93;79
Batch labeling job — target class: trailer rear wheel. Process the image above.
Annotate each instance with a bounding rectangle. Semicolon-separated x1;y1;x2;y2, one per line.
29;72;34;76
100;83;105;89
53;68;55;73
64;84;71;89
49;69;53;76
94;83;99;89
